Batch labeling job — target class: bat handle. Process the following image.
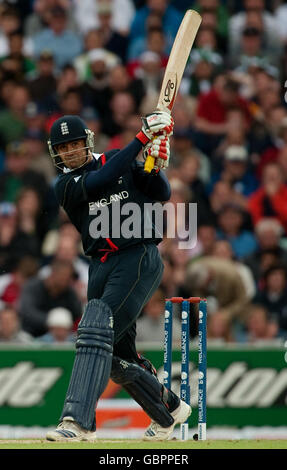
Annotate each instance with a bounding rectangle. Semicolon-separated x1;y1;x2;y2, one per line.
144;154;155;173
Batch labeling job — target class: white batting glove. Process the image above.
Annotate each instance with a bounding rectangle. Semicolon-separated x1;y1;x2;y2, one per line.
141;111;174;140
143;135;170;171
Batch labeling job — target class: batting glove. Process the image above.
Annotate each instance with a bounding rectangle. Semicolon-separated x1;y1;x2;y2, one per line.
141;111;174;140
143;135;170;171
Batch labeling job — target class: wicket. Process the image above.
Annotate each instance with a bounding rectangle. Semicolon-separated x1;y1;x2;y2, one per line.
164;297;207;441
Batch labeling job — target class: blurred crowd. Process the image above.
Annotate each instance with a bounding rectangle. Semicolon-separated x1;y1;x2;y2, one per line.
0;0;287;346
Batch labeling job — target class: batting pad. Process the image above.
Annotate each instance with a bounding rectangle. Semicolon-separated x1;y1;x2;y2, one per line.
60;299;114;430
111;356;174;427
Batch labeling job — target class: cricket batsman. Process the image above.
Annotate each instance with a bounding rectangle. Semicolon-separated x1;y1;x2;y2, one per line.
45;112;191;441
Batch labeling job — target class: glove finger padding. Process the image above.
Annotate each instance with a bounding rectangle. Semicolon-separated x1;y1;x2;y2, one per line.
141;111;174;139
149;136;169;159
144;135;170;171
161;117;174;136
155;158;169;170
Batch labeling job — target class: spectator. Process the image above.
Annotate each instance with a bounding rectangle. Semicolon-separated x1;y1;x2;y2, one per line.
129;0;183;55
37;307;76;343
102;90;136;137
196;74;252;131
193;0;229;53
253;264;287;336
80;106;109;153
195;74;252;155
136;288;182;344
56;64;82;99
41;220;82;258
0;305;33;343
129;50;161;104
243;218;287;284
143;24;168;63
158;255;179;298
229;0;281;62
277;149;287;191
60;87;84;117
16;187;52;243
251;67;280;105
191;223;217;258
175;151;207;191
254;107;287;179
74;29;105;81
95;1;129;63
175;153;213;224
229;26;266;69
2;1;33;20
255;83;282;128
208;144;259;198
170;128;191;164
0;140;49;204
165;178;193;247
209;180;246;215
0;5;23;57
207;310;234;344
18;260;82;337
194;24;219;52
248;162;287;233
80;48;119;121
107;64;145;111
0;30;36;80
275;0;287;44
73;28;120;84
128;20;168;66
184;256;249;324
105;113;142;151
72;0;135;36
0;255;39;309
39;234;89;303
166;241;190;290
24;0;77;38
212;239;256;301
0;78;18;111
22;129;56;184
216;203;258;259
31;6;82;71
170;127;210;183
0;202;40;274
212;107;250;168
0;83;30;146
235;304;279;343
27;50;58;110
45;87;84;132
184;47;223;98
25;100;48;135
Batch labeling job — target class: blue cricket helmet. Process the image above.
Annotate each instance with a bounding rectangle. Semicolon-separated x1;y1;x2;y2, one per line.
48;115;95;171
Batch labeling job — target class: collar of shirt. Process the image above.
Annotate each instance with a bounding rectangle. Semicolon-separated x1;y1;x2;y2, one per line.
63;153;102;174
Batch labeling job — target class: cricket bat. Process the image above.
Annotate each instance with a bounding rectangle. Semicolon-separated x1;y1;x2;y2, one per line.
144;9;202;173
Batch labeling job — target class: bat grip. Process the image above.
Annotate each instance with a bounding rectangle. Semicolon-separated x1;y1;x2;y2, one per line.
144;154;155;173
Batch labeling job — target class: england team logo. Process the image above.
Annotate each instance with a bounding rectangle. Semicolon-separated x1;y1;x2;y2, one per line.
61;122;69;135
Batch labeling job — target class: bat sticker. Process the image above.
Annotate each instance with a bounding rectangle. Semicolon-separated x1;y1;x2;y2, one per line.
164;79;176;104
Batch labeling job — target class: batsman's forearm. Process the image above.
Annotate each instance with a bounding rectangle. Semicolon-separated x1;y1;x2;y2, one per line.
151;170;171;201
132;162;171;201
142;171;171;201
85;137;146;197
